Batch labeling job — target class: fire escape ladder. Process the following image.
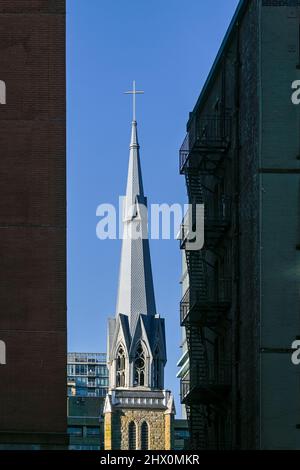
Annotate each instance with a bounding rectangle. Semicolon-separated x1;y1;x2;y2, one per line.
185;326;209;450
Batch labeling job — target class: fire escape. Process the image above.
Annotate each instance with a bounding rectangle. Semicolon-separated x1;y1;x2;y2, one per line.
179;114;232;450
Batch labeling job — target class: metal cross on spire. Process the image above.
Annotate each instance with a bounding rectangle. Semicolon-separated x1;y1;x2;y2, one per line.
124;80;144;122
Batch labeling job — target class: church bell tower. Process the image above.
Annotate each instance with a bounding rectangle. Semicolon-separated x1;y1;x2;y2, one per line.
103;82;175;450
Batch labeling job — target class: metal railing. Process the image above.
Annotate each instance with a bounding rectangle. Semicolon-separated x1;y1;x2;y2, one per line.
180;279;231;324
179;116;231;173
87;371;96;376
179;133;190;172
181;361;231;400
179;200;231;249
67;352;107;364
87;382;96;388
191;116;231;147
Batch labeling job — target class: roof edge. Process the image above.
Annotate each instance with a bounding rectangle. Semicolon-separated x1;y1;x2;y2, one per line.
187;0;249;129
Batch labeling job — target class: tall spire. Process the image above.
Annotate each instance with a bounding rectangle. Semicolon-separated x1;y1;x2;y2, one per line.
115;84;156;333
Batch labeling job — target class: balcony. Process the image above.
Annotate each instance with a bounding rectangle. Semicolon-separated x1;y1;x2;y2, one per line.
180;279;231;327
180;362;231;405
87;370;96;376
179;116;231;175
180;200;231;251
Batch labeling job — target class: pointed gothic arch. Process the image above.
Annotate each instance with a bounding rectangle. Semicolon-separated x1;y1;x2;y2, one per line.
128;421;137;450
141;421;149;450
134;342;146;387
116;344;126;387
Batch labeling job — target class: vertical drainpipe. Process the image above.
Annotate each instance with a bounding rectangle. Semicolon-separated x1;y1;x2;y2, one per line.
234;20;241;450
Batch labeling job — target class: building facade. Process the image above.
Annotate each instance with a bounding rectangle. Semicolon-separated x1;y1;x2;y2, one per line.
67;352;108;398
177;252;189;421
179;0;300;450
104;91;175;450
173;419;190;450
68;396;105;450
67;353;108;450
0;0;67;449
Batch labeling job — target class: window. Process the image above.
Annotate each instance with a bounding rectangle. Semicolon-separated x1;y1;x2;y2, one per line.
67;426;82;436
134;343;145;386
67;364;75;375
75;364;87;375
128;421;137;450
86;427;100;437
174;429;189;440
96;387;108;397
96;365;107;376
75;376;88;386
116;346;126;387
141;422;149;450
96;377;108;386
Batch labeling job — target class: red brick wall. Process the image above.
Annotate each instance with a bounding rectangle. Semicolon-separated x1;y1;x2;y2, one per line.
0;0;66;436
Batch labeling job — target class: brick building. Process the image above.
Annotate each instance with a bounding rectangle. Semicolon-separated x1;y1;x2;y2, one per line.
0;0;67;449
179;0;300;449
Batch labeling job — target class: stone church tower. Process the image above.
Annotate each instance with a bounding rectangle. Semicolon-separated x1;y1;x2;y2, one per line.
104;84;175;450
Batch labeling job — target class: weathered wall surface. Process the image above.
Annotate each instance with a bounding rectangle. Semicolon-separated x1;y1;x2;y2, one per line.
0;0;66;442
106;408;170;450
259;0;300;449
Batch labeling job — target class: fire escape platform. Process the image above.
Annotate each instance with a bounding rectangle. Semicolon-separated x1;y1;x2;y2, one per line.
180;301;231;327
179;116;232;175
181;383;231;406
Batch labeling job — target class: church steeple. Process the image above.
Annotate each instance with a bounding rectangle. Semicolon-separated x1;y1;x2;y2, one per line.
104;83;175;451
115;87;156;334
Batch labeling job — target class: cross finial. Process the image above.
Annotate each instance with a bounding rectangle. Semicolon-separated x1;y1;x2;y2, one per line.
124;80;144;122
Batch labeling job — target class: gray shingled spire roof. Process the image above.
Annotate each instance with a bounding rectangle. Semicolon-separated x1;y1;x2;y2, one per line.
115;119;156;334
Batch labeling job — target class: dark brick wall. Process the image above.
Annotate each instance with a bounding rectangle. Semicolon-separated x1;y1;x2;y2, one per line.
262;0;300;5
183;0;261;450
238;0;260;450
0;0;66;438
0;0;65;14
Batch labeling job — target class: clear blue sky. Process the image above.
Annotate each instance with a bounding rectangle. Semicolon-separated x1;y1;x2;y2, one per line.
67;0;240;415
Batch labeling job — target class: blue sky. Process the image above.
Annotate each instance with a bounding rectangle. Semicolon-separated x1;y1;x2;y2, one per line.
67;0;240;415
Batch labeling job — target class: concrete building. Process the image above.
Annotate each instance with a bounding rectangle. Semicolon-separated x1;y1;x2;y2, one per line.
67;352;108;398
67;353;109;450
178;0;300;450
177;253;189;421
0;0;67;449
173;419;190;450
104;82;175;450
68;396;105;450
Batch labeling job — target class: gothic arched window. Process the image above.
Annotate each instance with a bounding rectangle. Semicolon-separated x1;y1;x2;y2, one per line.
141;421;149;450
153;346;160;388
116;345;126;387
128;421;137;450
134;343;145;386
